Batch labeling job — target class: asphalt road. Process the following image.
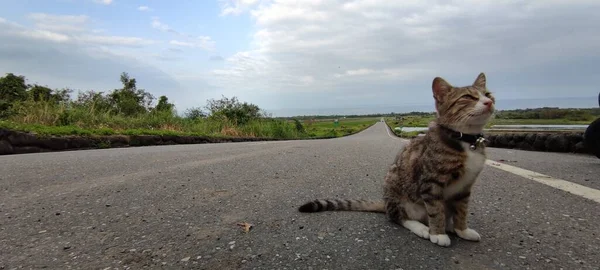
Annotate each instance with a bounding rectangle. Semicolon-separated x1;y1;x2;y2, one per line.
1;122;599;270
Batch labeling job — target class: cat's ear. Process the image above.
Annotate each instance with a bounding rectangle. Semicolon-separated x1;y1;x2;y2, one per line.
473;72;486;88
432;77;452;100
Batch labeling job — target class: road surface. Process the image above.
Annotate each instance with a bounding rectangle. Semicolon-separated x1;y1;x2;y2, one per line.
1;122;599;269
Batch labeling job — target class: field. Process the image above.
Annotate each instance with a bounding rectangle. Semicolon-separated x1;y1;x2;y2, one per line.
295;117;378;138
2;72;598;143
0;72;381;141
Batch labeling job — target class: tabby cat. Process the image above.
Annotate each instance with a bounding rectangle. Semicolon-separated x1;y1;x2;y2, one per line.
298;72;495;247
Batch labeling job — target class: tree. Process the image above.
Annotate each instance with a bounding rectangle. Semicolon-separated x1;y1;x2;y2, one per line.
154;95;174;113
27;85;53;102
107;72;155;116
204;95;263;125
73;90;113;113
0;73;28;118
51;88;72;104
184;107;206;120
0;73;28;102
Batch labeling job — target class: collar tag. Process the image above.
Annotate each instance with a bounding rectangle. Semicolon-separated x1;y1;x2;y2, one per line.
469;137;487;150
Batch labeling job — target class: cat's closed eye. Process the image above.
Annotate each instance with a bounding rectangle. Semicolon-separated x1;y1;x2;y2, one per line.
461;94;478;100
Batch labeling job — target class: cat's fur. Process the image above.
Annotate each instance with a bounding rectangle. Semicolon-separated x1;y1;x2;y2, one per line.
298;72;495;247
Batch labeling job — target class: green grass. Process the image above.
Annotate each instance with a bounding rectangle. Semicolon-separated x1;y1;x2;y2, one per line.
0;100;309;139
390;115;435;127
9;99;592;142
383;117;425;138
1;108;378;140
0;119;306;139
489;118;591;125
298;117;379;138
0;120;223;137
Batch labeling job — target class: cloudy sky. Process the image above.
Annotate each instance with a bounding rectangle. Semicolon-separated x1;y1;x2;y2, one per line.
1;0;599;116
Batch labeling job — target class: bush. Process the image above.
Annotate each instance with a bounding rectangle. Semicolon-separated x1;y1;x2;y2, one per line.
293;119;305;134
205;95;263;125
0;72;304;139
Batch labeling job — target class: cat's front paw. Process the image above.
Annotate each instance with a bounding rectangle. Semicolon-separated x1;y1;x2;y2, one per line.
414;226;430;239
429;234;451;247
402;220;430;239
455;228;481;241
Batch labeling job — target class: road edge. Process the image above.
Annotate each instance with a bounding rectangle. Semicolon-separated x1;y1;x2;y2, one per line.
0;121;380;156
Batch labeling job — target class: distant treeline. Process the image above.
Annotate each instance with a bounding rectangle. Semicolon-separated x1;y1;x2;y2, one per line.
282;107;599;121
279;111;436;120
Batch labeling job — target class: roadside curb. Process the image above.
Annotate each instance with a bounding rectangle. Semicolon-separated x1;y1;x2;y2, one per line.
382;119;592;155
484;132;589;154
0;128;334;156
0;121;379;156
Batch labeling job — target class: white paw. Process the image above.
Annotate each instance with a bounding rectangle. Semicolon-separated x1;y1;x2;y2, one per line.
414;226;430;239
402;220;430;239
455;228;481;241
430;234;451;247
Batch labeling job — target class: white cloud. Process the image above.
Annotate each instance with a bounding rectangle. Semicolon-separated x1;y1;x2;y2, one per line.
169;40;194;47
138;6;151;12
0;17;181;104
212;0;600;108
27;13;89;33
77;35;155;47
94;0;113;5
169;36;215;51
151;17;184;36
151;17;170;32
10;13;156;48
19;29;71;43
219;0;260;16
0;17;72;43
151;17;216;52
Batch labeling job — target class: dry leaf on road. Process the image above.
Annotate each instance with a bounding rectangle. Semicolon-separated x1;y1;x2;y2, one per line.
237;222;253;233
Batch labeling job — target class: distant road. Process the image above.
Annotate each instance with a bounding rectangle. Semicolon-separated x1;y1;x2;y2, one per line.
1;122;599;269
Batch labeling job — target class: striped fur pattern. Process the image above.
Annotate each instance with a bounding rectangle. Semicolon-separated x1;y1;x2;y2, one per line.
298;199;385;213
298;73;495;247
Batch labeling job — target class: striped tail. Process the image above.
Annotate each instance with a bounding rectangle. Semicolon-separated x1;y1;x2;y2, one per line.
298;199;385;213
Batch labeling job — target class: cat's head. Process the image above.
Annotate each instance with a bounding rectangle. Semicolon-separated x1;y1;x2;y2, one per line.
431;72;495;134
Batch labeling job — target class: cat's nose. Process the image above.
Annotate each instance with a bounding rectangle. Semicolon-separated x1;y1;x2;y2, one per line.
483;100;493;108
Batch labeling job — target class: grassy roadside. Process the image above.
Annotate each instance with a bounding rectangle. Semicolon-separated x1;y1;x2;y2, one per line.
0;117;380;155
383;117;424;138
299;117;379;138
0;72;373;143
0;117;379;140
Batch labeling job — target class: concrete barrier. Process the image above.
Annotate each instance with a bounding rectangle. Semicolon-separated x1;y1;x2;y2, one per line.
484;132;588;154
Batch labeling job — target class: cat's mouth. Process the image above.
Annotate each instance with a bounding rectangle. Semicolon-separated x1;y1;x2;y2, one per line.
467;109;492;118
464;110;494;125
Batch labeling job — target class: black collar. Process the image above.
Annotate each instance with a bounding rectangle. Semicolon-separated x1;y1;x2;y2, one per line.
437;124;484;145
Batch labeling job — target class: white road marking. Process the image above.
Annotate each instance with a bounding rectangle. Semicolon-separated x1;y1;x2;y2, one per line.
383;122;406;140
485;160;600;204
